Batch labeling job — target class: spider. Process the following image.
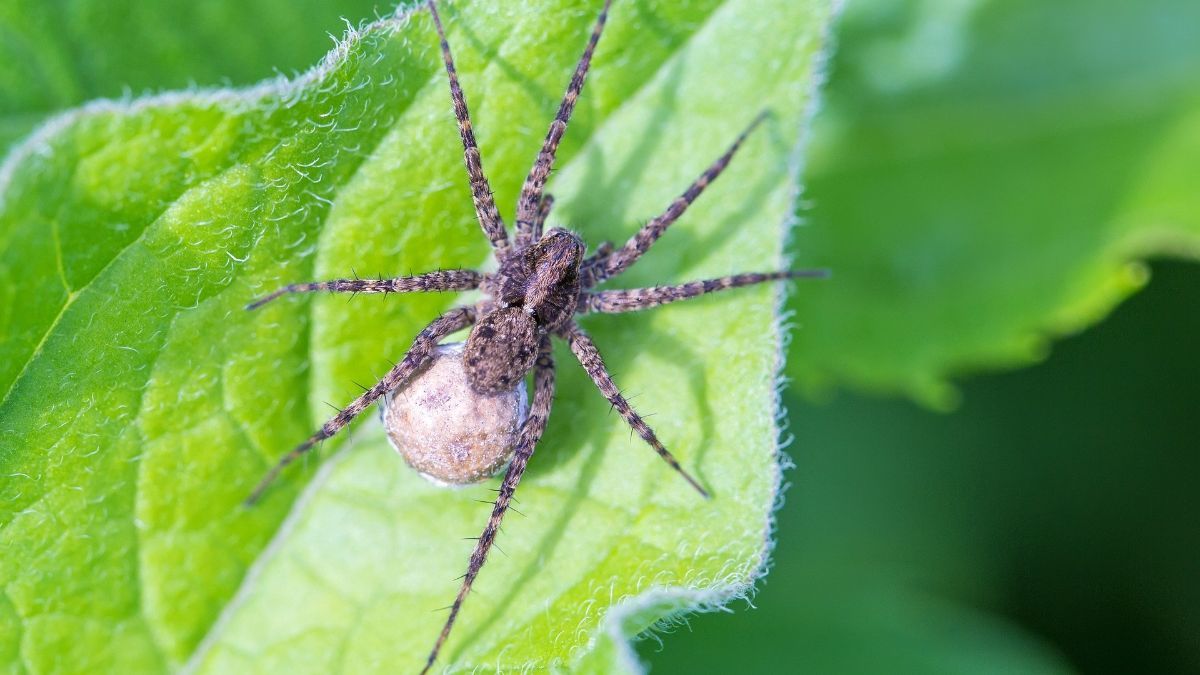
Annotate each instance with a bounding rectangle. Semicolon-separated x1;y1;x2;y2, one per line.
245;0;826;671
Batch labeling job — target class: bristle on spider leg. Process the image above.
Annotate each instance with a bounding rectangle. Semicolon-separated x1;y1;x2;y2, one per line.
562;323;711;499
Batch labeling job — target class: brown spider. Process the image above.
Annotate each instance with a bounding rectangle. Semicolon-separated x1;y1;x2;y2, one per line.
245;0;826;671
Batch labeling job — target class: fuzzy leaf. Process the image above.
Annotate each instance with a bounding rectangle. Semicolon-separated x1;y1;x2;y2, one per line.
0;0;835;672
785;0;1200;406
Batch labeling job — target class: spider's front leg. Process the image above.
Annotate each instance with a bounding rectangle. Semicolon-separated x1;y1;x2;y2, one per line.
559;322;708;497
428;0;510;254
423;333;556;674
245;269;481;309
513;0;613;248
245;306;476;505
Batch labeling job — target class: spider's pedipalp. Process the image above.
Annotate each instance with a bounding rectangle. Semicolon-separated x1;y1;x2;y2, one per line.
245;269;482;310
532;193;555;241
598;111;770;283
428;0;510;254
244;306;476;505
583;269;830;313
561;322;709;498
514;0;612;248
422;334;557;674
579;239;615;287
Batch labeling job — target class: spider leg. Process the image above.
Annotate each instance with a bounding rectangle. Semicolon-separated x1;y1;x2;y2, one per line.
514;0;612;248
590;240;614;259
559;322;708;497
245;306;476;505
531;193;555;242
579;240;614;287
246;269;482;310
598;112;768;282
428;1;510;254
583;269;829;313
422;334;556;674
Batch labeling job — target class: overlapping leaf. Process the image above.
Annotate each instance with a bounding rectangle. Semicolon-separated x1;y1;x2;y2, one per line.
787;0;1200;406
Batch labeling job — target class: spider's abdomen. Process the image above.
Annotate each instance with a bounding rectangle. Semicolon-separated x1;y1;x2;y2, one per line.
464;306;538;394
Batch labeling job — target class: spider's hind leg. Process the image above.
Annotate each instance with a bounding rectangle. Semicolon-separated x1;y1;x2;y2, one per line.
422;333;557;674
245;306;476;505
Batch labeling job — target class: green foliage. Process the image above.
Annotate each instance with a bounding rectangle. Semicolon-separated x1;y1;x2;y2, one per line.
0;0;382;152
9;0;1196;671
0;0;834;672
644;0;1200;671
787;0;1200;406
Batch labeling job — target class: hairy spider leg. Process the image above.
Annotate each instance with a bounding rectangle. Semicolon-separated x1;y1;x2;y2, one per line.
429;0;510;254
532;193;555;241
514;0;613;248
245;269;482;310
561;322;709;497
584;269;830;313
579;240;614;287
598;111;769;281
245;306;477;505
422;334;556;674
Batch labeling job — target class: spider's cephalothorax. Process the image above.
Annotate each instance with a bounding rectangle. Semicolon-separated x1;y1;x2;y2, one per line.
244;1;828;671
495;227;585;329
465;228;586;393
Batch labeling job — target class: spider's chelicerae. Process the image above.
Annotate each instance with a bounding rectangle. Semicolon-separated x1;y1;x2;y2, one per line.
246;0;826;671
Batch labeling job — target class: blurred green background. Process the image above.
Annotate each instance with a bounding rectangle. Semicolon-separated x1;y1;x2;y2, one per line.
642;0;1200;672
3;0;1197;672
645;263;1200;673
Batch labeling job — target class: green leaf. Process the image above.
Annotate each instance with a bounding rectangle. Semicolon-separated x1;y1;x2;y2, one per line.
786;0;1200;406
0;0;836;671
0;0;385;153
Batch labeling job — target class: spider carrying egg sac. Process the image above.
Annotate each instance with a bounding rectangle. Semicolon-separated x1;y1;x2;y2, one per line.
380;342;528;485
